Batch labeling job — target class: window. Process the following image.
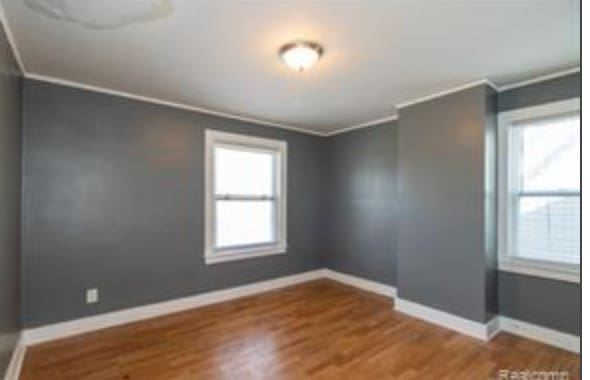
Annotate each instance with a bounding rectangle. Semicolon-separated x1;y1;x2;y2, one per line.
204;130;287;264
498;99;580;283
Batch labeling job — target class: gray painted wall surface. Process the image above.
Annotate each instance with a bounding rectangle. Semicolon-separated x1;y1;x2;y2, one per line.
322;122;398;286
18;70;580;334
498;72;580;112
497;72;580;334
22;79;324;327
498;272;580;335
0;23;22;375
397;85;497;323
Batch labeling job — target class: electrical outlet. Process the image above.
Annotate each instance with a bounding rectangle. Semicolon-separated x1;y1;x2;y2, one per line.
86;288;99;304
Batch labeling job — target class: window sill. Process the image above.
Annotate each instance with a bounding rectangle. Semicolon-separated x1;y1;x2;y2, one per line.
498;258;580;284
205;245;287;265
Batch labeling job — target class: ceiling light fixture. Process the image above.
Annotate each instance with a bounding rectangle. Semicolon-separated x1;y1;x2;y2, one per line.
279;41;323;72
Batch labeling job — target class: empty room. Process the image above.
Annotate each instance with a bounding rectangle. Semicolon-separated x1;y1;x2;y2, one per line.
0;1;582;379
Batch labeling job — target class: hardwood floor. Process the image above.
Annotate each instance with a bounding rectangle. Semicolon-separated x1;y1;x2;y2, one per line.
20;280;580;380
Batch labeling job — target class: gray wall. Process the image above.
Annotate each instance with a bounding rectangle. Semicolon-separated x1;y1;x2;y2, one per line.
322;122;398;286
497;72;580;335
21;79;324;327
0;22;22;376
321;74;579;332
498;72;580;112
18;69;581;334
397;84;497;323
498;272;580;335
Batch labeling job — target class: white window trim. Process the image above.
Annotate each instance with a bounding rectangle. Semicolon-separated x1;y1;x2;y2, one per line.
498;98;580;283
204;130;287;265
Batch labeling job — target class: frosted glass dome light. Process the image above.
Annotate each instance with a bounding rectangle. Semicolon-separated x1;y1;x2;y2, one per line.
279;41;323;72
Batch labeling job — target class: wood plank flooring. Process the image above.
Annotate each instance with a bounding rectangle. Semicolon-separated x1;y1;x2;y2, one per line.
20;280;580;379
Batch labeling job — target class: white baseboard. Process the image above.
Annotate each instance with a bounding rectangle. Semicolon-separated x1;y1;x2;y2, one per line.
394;297;498;341
394;297;579;353
3;332;25;380
23;270;324;345
20;269;579;356
499;316;580;353
487;315;501;340
321;269;397;298
22;269;395;346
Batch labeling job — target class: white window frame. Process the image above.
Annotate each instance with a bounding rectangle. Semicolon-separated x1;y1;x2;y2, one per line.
498;98;580;283
204;130;287;265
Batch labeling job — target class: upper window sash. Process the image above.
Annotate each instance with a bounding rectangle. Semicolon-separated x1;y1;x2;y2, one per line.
508;112;580;195
213;142;280;197
497;98;580;284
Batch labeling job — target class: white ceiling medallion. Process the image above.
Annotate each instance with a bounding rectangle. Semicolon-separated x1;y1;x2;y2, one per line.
22;0;172;29
279;41;323;72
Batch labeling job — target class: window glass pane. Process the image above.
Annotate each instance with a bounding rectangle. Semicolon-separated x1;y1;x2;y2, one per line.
516;114;580;192
215;200;275;248
516;195;580;264
215;146;274;196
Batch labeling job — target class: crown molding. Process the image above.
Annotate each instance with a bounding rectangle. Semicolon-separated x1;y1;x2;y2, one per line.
396;79;498;110
18;66;581;139
24;73;327;137
497;67;580;92
0;1;26;73
324;115;398;136
19;69;583;138
26;72;399;138
325;65;581;137
24;73;399;138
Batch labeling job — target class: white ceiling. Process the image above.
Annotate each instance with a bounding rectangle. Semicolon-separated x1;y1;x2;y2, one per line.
1;0;580;134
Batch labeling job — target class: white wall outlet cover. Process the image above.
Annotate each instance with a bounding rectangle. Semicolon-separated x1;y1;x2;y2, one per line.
86;288;98;304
